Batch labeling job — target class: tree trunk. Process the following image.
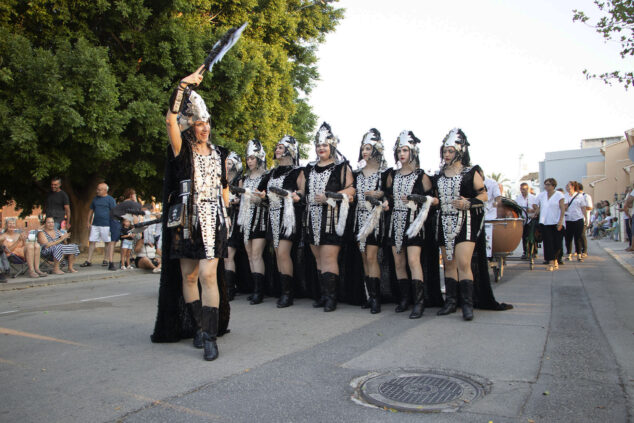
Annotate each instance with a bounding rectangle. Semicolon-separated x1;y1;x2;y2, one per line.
64;175;101;249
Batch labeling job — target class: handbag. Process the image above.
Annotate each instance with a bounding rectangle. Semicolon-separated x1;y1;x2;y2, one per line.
166;203;186;228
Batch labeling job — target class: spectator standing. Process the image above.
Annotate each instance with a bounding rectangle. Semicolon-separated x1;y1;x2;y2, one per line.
45;177;71;230
534;178;565;271
577;183;592;257
81;183;116;270
515;182;538;259
483;177;502;258
563;181;586;261
119;217;134;269
624;189;634;251
110;188;142;271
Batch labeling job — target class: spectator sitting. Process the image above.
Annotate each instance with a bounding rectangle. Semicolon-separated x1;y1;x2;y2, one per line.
0;242;9;282
1;217;47;278
134;234;161;273
38;217;80;274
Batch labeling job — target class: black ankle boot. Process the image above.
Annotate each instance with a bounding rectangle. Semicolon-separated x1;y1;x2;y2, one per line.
437;278;458;316
459;279;474;321
394;279;411;312
249;273;265;304
367;277;381;314
201;306;219;361
186;300;204;348
225;270;237;301
361;276;371;309
312;271;326;308
409;280;427;319
322;272;338;312
277;274;294;308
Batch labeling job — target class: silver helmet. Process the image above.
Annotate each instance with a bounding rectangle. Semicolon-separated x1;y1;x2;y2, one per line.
178;90;210;132
442;128;469;152
314;122;338;149
246;139;266;169
358;128;384;162
393;130;421;165
277;135;298;164
226;151;243;181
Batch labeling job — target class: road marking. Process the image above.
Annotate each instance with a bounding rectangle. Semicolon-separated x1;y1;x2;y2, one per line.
80;293;130;302
124;392;223;420
0;310;18;315
0;327;87;347
0;357;19;366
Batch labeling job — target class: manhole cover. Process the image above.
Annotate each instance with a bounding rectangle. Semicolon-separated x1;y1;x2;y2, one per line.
352;369;491;413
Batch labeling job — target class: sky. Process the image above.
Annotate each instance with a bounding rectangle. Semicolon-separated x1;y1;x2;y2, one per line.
306;0;634;185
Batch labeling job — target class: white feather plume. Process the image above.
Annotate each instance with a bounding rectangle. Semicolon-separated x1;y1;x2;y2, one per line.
282;194;295;238
405;196;433;238
357;203;382;244
335;193;350;236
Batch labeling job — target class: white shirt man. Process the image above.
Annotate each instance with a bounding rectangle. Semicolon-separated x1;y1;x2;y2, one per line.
516;183;538;258
483;178;502;257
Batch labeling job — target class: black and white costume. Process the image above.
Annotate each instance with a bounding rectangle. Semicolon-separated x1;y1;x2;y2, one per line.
260;164;303;248
226;152;243;249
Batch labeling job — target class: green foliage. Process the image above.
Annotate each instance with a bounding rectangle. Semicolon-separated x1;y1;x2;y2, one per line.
0;0;343;217
573;0;634;89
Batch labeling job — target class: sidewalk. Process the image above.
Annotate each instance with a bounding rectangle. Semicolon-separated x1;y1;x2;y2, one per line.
597;238;634;276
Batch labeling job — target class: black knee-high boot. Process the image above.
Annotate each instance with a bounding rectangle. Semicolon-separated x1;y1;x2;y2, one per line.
312;271;326;308
201;306;219;361
322;272;338;312
277;274;294;308
361;276;371;309
186;300;204;348
250;273;265;305
459;279;474;321
437;277;458;315
409;280;427;319
225;270;237;301
394;279;411;312
367;277;381;314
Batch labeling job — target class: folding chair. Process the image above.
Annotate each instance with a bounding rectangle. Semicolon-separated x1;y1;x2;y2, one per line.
6;252;28;278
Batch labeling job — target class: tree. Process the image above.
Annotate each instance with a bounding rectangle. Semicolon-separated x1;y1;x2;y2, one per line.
573;0;634;89
0;0;343;244
487;172;512;198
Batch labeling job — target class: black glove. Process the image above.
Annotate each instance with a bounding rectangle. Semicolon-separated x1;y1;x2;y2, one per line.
269;186;289;197
366;196;382;207
325;191;344;200
169;84;191;114
406;194;427;204
229;185;245;195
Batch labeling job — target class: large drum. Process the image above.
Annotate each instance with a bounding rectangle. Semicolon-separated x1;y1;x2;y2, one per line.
486;218;524;254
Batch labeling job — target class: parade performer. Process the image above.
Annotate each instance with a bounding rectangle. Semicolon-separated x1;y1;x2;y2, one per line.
151;66;231;361
237;139;269;304
385;130;436;319
435;128;487;321
256;135;303;308
224;151;243;300
300;122;355;312
354;129;388;314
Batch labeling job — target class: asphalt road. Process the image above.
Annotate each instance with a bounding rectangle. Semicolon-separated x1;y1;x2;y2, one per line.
1;240;632;422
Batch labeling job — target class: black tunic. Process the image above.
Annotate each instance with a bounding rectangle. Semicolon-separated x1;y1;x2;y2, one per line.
353;168;386;251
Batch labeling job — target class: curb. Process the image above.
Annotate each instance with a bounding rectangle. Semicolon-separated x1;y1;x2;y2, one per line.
0;269;149;292
603;247;634;277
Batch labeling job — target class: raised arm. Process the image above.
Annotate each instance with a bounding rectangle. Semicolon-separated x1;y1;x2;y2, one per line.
166;66;205;157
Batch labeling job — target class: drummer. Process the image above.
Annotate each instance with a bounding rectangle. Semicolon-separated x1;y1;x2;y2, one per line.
483;177;502;259
515;182;538;259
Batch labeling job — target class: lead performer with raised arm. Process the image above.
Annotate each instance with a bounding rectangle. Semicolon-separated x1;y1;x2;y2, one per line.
300;122;355;312
354;129;388;314
385;131;437;319
151;66;230;361
256;135;304;308
435;128;487;321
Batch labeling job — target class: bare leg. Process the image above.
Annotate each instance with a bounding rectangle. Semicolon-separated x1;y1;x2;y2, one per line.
68;254;77;272
310;244;322;273
86;241;96;263
33;243;45;275
406;246;423;281
224;246;236;272
198;258;220;307
365;245;380;278
53;259;64;275
275;240;293;276
440;246;458;281
180;258;201;303
248;238;266;274
107;241;115;263
454;241;475;281
392;246;408;280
